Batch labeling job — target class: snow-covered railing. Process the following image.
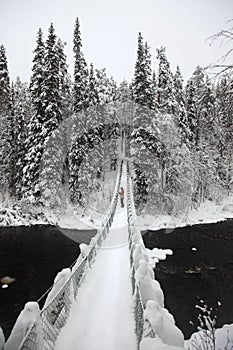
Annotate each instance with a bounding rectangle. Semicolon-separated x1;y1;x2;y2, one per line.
15;161;123;350
126;161;185;350
126;161;145;349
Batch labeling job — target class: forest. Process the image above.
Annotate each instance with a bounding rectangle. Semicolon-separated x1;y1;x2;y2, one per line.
0;18;232;219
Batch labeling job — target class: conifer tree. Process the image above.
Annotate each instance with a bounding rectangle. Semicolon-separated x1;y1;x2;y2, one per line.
29;28;45;121
12;78;31;198
0;45;13;199
73;17;89;115
156;47;176;114
23;24;63;198
174;66;188;142
88;63;99;108
191;65;205;147
43;23;61;127
144;42;154;110
151;70;157;111
36;23;65;202
133;32;146;107
185;79;197;145
132;33;154;126
57;39;72;119
131;33;156;211
215;76;232;192
22;28;45;197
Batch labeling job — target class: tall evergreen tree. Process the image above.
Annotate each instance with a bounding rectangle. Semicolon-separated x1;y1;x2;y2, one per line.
88;63;99;108
57;39;72;120
144;42;154;110
73;17;89;115
132;33;154;115
131;33;156;211
22;29;45;197
0;45;13;200
12;78;31;198
43;23;61;128
23;24;63;198
215;75;233;192
173;66;188;142
156;47;176;114
185;79;197;145
29;28;45;120
191;65;205;147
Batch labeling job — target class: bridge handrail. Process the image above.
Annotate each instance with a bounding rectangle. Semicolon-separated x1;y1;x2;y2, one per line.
126;162;156;350
18;161;123;350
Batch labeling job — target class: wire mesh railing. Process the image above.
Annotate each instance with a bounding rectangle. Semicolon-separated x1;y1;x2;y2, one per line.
126;161;156;349
18;161;123;350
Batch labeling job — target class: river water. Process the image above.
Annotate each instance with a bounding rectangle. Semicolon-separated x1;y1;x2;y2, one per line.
143;219;233;339
0;225;96;340
1;221;233;341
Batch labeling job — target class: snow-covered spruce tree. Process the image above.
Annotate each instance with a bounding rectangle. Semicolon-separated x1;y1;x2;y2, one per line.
88;63;99;108
191;65;206;147
151;70;158;111
156;47;176;115
185;78;197;145
36;23;66;205
42;23;62;127
116;80;134;157
23;24;63;201
73;17;89;115
69;18;96;205
158;114;193;215
57;39;72;120
11;78;32;198
187;67;219;206
22;28;45;198
173;66;189;142
95;68;118;153
131;33;157;211
216;76;233;194
56;38;73;192
95;68;117;122
0;45;13;202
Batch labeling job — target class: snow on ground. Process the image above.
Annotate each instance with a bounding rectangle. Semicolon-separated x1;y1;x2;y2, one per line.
54;168;137;350
138;195;233;232
57;212;96;230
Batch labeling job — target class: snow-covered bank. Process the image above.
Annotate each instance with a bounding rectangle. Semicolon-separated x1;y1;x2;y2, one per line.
138;195;233;232
184;323;233;349
1;195;232;232
0;206;98;230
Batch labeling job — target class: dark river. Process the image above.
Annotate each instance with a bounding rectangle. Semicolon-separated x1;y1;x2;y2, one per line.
0;220;233;341
143;219;233;339
0;225;96;340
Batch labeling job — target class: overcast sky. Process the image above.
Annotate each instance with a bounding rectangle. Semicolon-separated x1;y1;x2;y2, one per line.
1;0;232;83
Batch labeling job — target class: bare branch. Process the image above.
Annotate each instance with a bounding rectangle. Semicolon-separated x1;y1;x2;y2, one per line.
206;19;233;78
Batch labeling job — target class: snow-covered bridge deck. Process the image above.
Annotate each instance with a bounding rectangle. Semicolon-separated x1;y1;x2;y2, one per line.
54;169;137;350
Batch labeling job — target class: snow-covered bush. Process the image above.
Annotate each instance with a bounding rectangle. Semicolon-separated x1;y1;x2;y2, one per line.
142;300;184;348
140;337;184;350
0;207;28;226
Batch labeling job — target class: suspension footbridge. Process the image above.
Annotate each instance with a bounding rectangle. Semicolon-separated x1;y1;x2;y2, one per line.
5;161;184;350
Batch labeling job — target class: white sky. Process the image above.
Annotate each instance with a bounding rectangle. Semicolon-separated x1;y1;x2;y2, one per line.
1;0;232;83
